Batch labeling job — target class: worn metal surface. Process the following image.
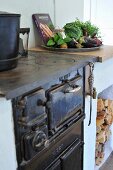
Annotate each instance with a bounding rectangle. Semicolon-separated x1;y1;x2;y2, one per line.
0;51;97;99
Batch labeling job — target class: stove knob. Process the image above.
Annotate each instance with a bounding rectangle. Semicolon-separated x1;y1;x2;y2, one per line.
37;99;46;106
32;131;49;150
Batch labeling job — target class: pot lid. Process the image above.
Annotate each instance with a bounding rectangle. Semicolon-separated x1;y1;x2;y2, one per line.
0;11;20;17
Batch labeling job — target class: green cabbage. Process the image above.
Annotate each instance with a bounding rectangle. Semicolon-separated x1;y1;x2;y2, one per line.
64;22;82;40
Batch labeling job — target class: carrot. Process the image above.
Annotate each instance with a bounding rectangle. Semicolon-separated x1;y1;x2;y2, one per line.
40;23;51;37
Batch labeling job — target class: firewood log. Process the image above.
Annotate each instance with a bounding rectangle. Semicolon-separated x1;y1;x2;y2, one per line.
104;99;108;107
95;156;104;166
105;129;111;141
96;115;105;126
101;124;109;131
96;130;106;143
97;110;106;117
97;99;105;113
104;114;112;125
96;125;101;134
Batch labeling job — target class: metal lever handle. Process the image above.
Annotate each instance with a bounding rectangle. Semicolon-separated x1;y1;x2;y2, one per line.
37;99;46;106
88;62;94;126
65;86;81;93
19;28;30;57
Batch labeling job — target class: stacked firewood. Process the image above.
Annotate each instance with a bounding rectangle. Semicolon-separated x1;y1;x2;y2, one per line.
95;98;113;165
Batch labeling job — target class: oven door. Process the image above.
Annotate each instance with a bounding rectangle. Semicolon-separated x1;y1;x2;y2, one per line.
17;88;47;127
47;140;83;170
46;75;83;131
60;140;83;170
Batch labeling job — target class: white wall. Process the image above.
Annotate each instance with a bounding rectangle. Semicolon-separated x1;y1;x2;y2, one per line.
91;0;113;45
84;96;97;170
55;0;84;28
55;0;92;27
83;0;91;21
0;98;17;170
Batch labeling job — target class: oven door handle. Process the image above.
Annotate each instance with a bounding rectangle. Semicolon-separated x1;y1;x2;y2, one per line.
64;86;81;93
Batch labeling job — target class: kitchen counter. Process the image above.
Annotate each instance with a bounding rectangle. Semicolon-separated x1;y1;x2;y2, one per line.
0;51;96;99
29;45;113;62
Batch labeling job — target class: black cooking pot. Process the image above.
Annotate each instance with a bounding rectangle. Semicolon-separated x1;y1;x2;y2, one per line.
0;12;20;71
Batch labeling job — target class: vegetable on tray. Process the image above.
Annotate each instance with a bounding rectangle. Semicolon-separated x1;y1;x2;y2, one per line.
46;19;102;49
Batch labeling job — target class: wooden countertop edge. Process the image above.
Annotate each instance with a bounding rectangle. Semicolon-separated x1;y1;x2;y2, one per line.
29;45;113;63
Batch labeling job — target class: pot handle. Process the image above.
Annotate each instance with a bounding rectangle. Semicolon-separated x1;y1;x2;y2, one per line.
19;28;30;57
20;28;30;34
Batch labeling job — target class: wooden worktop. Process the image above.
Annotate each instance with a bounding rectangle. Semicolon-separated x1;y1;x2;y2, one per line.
29;45;113;62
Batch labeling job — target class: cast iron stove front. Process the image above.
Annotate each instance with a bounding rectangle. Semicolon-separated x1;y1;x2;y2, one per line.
12;67;85;170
